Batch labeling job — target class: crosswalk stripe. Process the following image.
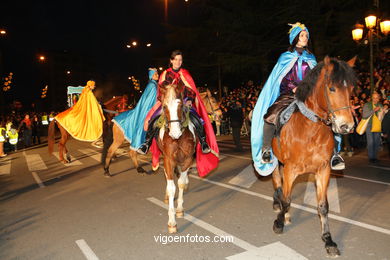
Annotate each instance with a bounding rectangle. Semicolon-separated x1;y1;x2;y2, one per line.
24;152;47;171
78;148;101;162
0;158;11;175
228;164;258;188
52;152;83;166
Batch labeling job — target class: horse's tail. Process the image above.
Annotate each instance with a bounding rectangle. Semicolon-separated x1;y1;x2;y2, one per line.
101;120;114;164
48;120;56;154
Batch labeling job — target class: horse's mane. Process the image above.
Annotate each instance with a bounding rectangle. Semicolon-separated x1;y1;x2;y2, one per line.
296;58;357;102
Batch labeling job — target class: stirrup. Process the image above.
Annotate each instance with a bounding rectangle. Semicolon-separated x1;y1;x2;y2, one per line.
201;142;211;154
261;148;273;164
137;144;149;155
331;154;345;170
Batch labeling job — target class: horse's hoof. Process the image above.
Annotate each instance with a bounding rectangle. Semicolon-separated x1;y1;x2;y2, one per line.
176;211;184;218
136;166;146;174
284;213;291;225
273;202;281;213
273;220;284;234
326;246;341;258
168;225;177;233
184;184;189;192
104;172;111;178
66;155;71;163
152;164;159;171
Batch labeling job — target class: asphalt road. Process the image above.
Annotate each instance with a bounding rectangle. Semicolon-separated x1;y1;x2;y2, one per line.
1;135;390;260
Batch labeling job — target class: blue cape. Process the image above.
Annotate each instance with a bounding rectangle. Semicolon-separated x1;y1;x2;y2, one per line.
113;78;157;150
251;50;317;176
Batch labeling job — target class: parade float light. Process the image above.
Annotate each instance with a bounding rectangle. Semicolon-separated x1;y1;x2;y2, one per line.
352;11;389;95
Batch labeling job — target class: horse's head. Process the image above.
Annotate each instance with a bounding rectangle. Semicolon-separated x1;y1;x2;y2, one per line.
200;89;222;118
297;56;357;134
160;83;185;139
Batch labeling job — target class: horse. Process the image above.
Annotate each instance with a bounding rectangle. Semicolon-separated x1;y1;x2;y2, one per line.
158;83;196;233
102;123;146;177
200;89;222;123
48;120;72;163
270;56;356;257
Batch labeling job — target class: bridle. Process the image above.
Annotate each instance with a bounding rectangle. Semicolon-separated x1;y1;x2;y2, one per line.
205;95;222;117
316;72;351;126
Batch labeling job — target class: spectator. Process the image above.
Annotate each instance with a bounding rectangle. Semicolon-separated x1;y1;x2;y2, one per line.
226;101;244;152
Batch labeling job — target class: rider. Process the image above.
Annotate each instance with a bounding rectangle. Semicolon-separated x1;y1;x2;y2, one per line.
251;22;345;176
138;50;212;155
55;80;105;141
112;68;158;151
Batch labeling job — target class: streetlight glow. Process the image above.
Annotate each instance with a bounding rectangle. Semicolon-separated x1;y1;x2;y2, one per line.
126;44;131;48
66;71;71;74
0;29;6;35
365;15;377;29
352;24;364;41
39;55;46;61
159;67;163;71
132;41;137;46
380;20;390;35
146;43;152;47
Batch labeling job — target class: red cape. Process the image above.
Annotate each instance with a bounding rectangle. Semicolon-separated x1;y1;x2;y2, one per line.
149;68;219;177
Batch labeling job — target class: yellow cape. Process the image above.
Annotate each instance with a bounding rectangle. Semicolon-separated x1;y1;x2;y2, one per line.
55;86;105;141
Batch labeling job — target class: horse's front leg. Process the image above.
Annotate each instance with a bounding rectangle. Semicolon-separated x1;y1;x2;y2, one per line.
273;165;296;234
176;166;189;218
164;157;177;233
316;167;340;257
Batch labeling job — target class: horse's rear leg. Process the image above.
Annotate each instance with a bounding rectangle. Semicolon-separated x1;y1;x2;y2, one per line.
176;166;189;218
103;125;124;177
129;150;146;174
273;166;295;234
58;129;70;164
316;169;340;257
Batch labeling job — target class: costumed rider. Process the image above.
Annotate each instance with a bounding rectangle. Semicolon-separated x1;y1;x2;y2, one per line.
54;80;105;142
112;68;158;151
138;51;211;155
251;22;345;177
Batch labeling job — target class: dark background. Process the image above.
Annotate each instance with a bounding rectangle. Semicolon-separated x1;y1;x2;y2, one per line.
0;0;388;112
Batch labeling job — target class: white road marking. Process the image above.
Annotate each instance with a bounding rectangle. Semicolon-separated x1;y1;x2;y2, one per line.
147;197;257;251
31;172;45;188
76;239;99;260
369;165;390;171
190;175;390;235
304;176;340;213
226;241;308;260
0;158;11;175
78;149;101;162
228;164;258;188
24;152;47;171
331;172;390;186
52;152;82;166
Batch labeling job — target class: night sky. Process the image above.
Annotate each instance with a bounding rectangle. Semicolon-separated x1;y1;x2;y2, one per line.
1;0;180;108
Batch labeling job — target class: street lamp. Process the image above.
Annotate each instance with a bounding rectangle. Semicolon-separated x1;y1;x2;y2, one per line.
0;29;6;35
352;13;389;94
39;55;46;61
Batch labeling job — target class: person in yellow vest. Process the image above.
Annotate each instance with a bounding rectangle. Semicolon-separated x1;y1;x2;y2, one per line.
0;122;7;157
6;121;18;152
41;113;49;125
54;80;105;141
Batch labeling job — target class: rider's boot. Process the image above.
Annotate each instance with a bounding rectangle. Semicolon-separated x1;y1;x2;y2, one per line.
261;122;275;164
189;112;211;153
137;116;160;155
331;134;345;170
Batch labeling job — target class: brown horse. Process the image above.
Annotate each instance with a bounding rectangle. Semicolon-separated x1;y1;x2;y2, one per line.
158;83;196;233
102;123;146;177
270;57;356;257
48;120;72;163
200;89;222;120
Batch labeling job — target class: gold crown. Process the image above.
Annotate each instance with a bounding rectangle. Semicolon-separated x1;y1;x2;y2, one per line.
288;22;306;34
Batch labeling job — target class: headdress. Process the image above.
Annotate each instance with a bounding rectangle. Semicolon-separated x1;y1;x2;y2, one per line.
288;22;309;45
148;68;157;80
